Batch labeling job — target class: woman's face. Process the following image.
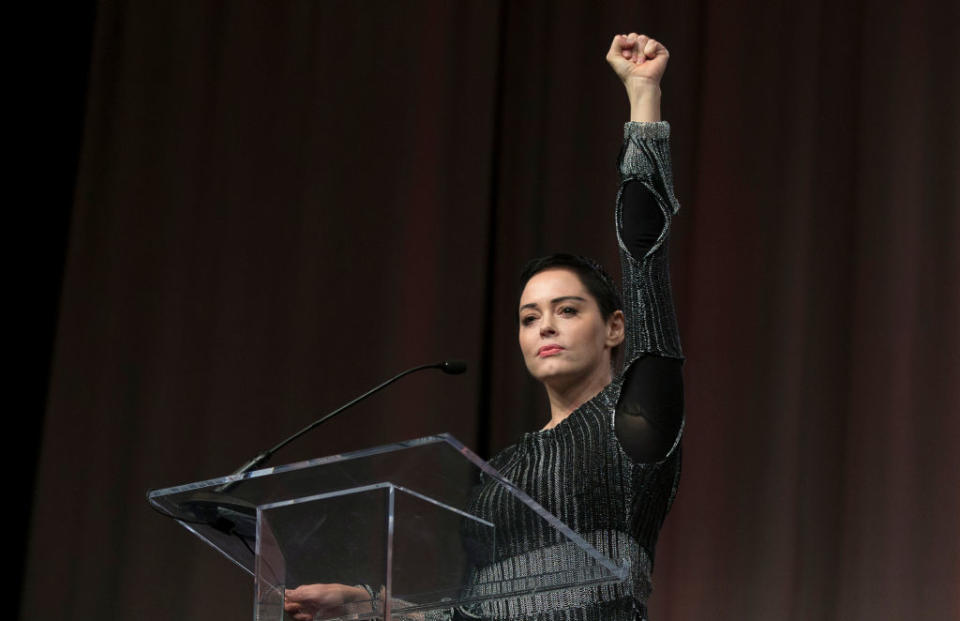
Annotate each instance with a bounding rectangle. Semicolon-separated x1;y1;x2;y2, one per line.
518;268;623;388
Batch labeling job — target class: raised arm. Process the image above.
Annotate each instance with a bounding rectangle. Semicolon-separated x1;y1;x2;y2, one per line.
606;34;684;463
606;33;682;360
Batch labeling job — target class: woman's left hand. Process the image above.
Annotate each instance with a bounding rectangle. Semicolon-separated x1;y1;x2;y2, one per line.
606;33;669;89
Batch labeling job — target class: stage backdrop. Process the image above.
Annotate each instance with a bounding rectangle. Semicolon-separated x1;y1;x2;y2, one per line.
24;1;958;620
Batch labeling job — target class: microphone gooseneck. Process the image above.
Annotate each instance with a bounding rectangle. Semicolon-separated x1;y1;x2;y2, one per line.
213;359;467;492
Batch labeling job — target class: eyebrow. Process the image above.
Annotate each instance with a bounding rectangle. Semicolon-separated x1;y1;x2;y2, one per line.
518;296;587;312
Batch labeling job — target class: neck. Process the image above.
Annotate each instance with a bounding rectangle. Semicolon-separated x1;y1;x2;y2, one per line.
541;364;613;430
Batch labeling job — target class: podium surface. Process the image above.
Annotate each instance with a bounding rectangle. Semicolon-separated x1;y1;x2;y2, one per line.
149;434;630;620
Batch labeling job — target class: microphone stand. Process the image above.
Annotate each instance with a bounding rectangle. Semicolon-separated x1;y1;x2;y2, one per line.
154;360;466;539
214;360;466;493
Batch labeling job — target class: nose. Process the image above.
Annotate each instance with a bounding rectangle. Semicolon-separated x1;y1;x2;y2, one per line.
539;315;557;337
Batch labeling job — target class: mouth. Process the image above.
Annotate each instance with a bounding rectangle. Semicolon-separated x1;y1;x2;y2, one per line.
537;345;565;358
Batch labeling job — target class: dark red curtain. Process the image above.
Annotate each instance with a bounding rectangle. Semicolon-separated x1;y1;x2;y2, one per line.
24;1;959;620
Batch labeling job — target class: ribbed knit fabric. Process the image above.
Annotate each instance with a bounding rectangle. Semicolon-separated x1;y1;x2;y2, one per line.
616;121;684;364
458;122;684;621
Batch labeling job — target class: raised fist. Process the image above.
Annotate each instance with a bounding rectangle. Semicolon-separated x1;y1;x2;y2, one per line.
606;33;669;87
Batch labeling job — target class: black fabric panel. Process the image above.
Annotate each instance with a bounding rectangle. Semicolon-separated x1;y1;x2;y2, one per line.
621;180;665;258
615;356;684;463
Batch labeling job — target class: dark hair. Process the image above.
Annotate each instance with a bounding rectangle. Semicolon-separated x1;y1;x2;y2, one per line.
518;254;622;320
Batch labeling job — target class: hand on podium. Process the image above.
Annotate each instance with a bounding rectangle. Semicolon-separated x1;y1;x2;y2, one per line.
284;583;370;621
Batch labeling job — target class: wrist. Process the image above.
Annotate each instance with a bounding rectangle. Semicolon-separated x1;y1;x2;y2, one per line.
625;76;660;98
625;78;661;122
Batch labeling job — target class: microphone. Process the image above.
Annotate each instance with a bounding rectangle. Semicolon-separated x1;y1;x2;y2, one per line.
212;359;467;492
439;359;467;375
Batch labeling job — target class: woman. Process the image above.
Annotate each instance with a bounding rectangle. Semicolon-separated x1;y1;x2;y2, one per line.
286;32;684;621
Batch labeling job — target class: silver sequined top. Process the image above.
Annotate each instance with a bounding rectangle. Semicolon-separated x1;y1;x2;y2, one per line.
465;122;684;621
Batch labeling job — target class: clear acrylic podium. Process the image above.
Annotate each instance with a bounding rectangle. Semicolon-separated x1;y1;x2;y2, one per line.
148;434;630;620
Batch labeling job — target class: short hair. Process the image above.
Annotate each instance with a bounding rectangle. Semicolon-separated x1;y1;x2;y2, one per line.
518;253;622;321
